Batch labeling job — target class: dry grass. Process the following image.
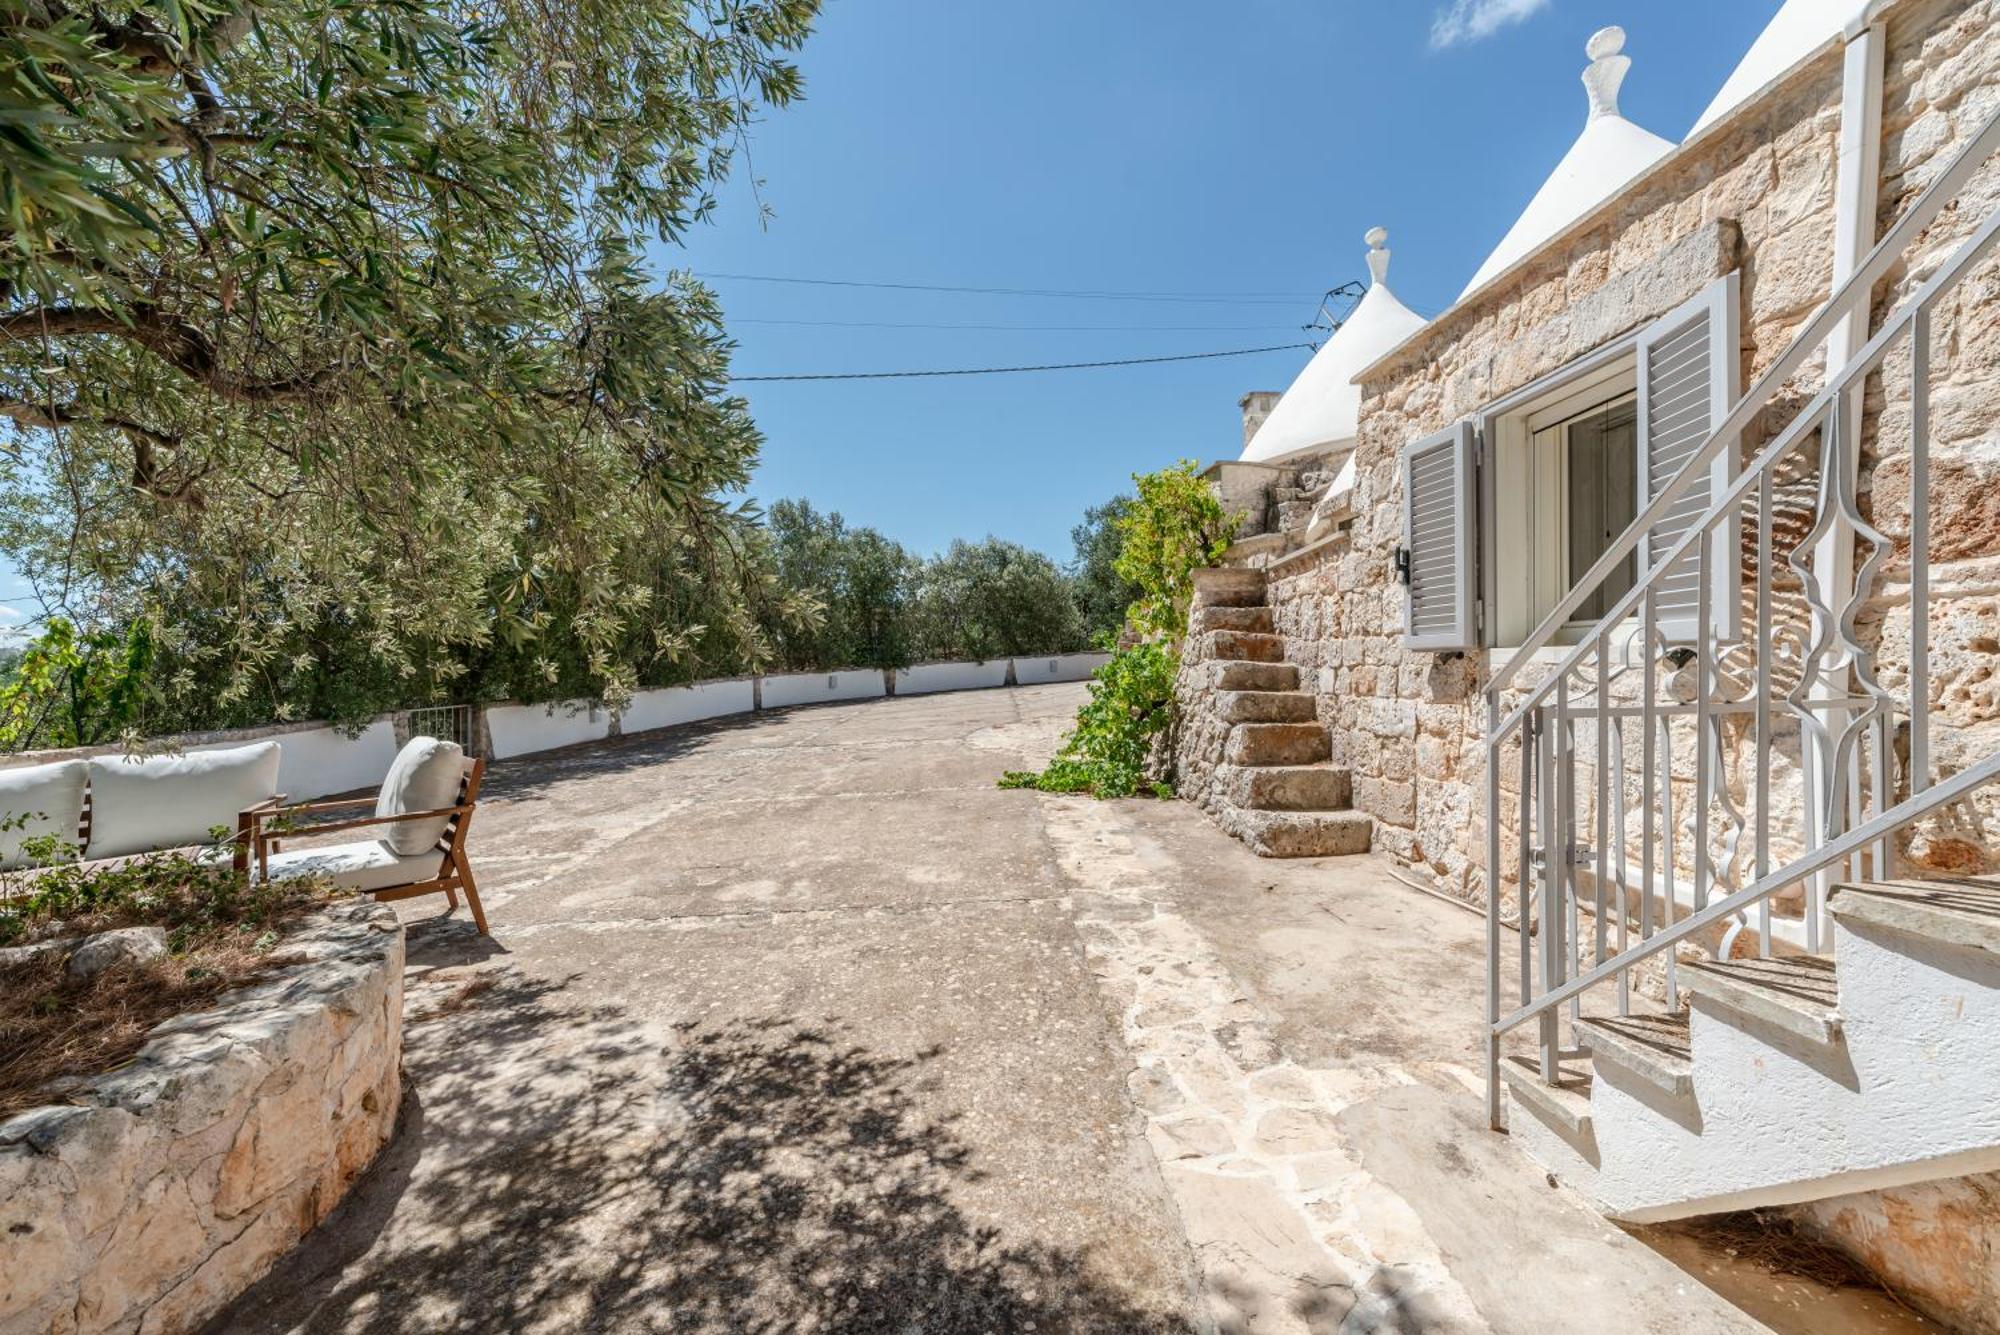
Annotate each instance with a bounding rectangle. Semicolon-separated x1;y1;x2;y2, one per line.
1667;1208;1913;1297
0;854;347;1120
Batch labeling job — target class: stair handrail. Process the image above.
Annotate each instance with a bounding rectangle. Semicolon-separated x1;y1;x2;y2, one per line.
1492;750;2000;1036
1487;106;2000;703
1492;195;2000;748
1482;105;2000;1130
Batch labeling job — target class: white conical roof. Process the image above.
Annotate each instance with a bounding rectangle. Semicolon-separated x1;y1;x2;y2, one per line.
1458;27;1675;300
1689;0;1870;138
1240;228;1429;465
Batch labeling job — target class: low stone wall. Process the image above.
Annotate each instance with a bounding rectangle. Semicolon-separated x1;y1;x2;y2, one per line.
0;901;404;1335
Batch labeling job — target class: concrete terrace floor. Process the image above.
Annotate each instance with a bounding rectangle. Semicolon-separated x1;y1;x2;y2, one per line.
214;684;1911;1334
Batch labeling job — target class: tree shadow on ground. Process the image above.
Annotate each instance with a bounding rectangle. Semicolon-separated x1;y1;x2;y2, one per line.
213;967;1194;1334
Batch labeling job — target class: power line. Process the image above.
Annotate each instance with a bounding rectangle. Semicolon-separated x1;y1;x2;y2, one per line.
696;271;1320;305
730;342;1313;383
732;316;1310;333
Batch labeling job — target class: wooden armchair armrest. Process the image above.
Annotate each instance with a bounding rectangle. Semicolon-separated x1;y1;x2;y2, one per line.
272;796;378;817
232;795;288;874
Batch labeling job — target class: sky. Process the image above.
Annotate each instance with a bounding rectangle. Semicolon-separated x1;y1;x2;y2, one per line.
0;0;1780;631
677;0;1774;561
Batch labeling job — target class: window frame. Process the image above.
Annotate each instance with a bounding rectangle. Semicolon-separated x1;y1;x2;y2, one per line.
1476;330;1646;652
1470;271;1740;653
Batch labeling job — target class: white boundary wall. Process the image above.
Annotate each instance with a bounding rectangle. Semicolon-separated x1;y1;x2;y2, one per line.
621;678;757;732
895;660;1012;695
0;656;1108;787
485;699;611;760
760;670;887;710
1011;652;1112;686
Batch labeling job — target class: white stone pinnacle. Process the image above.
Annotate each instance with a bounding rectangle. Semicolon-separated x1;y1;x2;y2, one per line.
1365;227;1391;287
1583;26;1630;121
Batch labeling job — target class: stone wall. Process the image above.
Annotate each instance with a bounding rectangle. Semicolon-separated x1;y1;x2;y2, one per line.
0;901;404;1335
1225;1;2000;1322
1268;0;2000;906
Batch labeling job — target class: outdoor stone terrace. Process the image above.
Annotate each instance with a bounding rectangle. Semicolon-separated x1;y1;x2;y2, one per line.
210;684;1928;1333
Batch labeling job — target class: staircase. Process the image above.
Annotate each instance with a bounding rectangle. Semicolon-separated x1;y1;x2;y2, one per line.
1488;107;2000;1241
1184;568;1371;858
1504;875;2000;1222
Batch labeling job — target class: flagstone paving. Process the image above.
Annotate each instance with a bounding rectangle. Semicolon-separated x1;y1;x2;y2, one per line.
214;684;1899;1333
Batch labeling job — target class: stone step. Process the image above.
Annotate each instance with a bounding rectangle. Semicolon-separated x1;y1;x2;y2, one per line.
1192;605;1274;635
1191;567;1267;608
1219;764;1350;812
1217;691;1316;724
1225;724;1330;767
1204;630;1286;663
1575;1012;1692;1099
1212;660;1296;692
1683;954;1841;1046
1222;807;1373;858
1829;876;2000;957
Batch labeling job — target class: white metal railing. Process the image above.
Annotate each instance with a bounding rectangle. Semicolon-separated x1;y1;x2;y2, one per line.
1484;108;2000;1129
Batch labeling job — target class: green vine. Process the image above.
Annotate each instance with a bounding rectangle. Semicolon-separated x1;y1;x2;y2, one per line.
1000;641;1178;799
1002;460;1240;800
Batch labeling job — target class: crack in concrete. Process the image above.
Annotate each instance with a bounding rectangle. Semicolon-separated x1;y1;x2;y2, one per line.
493;893;1074;936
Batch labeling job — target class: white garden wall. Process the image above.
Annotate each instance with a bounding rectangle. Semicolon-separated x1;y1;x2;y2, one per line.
1011;652;1110;686
620;679;757;732
0;656;1093;780
484;699;611;760
759;670;887;710
894;660;1012;695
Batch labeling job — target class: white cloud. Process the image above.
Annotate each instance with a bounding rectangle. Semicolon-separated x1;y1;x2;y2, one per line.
0;605;22;621
1429;0;1552;49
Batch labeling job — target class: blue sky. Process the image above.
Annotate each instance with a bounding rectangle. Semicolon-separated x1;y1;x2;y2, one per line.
681;0;1772;561
0;0;1777;629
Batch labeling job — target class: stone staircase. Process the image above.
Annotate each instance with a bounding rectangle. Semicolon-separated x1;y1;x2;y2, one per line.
1503;875;2000;1223
1182;568;1371;858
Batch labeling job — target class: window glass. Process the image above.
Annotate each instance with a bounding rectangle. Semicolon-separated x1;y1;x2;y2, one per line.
1557;396;1637;623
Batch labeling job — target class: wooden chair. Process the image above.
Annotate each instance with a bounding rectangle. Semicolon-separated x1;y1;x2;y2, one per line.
245;757;489;934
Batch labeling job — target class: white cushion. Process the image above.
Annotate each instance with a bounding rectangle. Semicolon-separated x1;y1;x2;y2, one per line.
86;741;281;859
0;760;88;870
262;839;444;893
375;736;464;856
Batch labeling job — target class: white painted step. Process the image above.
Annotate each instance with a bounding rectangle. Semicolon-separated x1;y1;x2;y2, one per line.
1507;877;2000;1223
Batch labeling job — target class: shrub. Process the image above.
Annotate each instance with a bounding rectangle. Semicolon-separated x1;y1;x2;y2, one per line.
1000;642;1178;799
910;539;1086;662
1068;495;1142;647
1114;461;1240;641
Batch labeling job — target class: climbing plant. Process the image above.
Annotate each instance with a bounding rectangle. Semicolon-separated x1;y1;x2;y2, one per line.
1001;461;1240;799
999;640;1177;799
1113;460;1239;641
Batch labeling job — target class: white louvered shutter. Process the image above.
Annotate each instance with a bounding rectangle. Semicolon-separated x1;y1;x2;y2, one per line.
1402;420;1478;651
1637;273;1740;642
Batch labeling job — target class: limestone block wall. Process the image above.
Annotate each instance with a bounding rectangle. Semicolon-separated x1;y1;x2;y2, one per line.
1169;620;1234;817
1297;0;2000;908
0;901;404;1335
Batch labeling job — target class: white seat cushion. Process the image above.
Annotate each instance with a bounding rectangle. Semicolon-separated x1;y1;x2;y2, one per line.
375;736;464;856
262;840;444;893
0;760;88;869
87;741;281;859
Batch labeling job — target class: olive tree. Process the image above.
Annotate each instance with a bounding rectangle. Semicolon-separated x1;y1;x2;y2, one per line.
0;0;820;721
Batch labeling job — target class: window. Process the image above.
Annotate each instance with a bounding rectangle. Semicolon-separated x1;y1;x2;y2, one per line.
1488;360;1640;645
1399;272;1740;653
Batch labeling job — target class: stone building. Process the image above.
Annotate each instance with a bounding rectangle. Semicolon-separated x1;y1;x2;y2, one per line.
1172;2;2000;1325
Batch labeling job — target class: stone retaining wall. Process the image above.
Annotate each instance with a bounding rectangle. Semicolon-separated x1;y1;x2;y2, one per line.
0;901;404;1335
